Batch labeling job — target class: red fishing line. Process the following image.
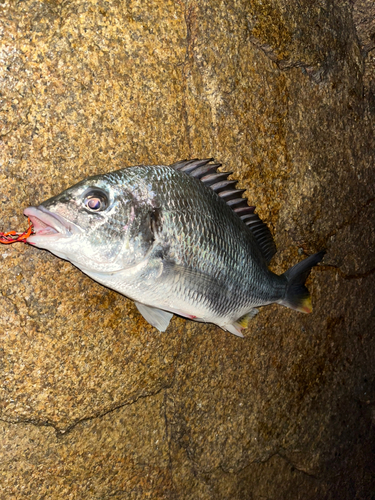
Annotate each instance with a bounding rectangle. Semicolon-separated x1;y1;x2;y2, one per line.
0;218;34;244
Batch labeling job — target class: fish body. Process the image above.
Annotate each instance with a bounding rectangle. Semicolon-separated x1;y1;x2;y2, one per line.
24;159;324;336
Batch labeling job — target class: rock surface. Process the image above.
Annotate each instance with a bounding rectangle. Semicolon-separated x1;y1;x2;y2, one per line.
0;0;374;498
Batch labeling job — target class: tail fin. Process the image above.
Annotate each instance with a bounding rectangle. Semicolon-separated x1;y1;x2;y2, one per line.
280;251;325;313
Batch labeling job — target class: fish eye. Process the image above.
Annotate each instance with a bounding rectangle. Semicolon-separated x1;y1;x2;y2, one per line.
83;189;109;212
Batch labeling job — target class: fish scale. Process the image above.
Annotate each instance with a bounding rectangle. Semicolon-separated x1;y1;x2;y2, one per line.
24;159;325;336
110;166;285;321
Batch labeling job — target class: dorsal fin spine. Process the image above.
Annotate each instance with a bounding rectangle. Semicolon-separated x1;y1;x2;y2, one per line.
169;158;277;263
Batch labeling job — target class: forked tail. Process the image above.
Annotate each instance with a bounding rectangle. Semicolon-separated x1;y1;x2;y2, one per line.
280;251;325;313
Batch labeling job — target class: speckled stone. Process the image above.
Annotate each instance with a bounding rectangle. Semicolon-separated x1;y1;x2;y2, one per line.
0;0;374;498
0;392;173;499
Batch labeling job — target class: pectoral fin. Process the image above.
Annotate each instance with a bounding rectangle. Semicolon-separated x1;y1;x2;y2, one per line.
134;302;173;332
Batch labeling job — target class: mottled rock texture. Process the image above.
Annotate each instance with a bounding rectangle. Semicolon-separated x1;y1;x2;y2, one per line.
0;0;374;498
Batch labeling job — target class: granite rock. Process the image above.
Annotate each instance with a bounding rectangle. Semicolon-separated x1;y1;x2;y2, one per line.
0;0;374;498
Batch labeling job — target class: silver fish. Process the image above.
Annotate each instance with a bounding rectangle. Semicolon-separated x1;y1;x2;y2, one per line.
24;159;324;336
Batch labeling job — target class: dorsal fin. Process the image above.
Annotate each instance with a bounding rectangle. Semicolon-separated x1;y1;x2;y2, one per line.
170;158;277;263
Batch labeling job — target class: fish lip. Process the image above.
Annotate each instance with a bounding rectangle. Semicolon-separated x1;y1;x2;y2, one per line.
23;206;82;240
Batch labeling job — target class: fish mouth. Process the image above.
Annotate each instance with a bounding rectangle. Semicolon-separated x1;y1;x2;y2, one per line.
23;206;82;244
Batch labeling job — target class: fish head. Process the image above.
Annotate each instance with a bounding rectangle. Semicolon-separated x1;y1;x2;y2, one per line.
24;171;153;273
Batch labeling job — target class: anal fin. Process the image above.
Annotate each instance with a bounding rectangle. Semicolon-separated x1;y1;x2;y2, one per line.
224;309;259;337
135;302;173;332
224;324;245;337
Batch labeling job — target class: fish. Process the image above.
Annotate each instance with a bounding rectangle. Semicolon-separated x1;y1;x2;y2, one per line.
24;158;325;336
